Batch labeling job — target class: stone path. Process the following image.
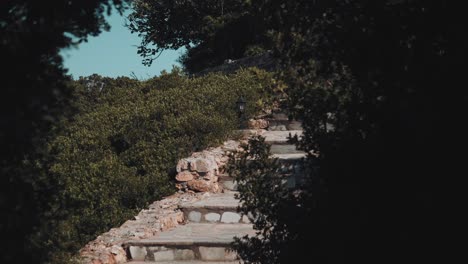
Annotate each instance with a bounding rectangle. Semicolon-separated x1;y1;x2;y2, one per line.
120;113;304;263
78;112;304;264
130;262;240;264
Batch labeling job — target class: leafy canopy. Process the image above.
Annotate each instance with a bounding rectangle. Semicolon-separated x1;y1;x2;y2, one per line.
128;0;274;72
1;1;129;262
230;1;465;263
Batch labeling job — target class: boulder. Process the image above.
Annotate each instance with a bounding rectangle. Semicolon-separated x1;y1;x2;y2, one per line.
194;159;211;173
176;159;189;173
187;180;217;192
175;171;195;182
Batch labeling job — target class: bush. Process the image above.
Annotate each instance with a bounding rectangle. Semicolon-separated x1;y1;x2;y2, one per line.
30;68;274;262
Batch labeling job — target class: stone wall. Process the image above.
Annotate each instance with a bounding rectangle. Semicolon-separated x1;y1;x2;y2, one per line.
79;192;209;264
174;140;241;193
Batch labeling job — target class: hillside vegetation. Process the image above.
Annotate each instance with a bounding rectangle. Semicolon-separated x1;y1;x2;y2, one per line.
28;68;274;262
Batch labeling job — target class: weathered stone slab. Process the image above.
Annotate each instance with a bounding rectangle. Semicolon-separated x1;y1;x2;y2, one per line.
199;247;237;261
129;246;147;261
269;124;287;131
125;223;254;245
175;171;195;182
270;144;304;155
222;180;238;191
188;211;202;222
287;120;303;130
180;193;239;210
272;153;307;159
153;250;174;261
194;159;211;173
221;212;241;223
187;179;217;192
205;213;221;222
262;130;303;144
173;249;195;260
176;159;189;172
130;261;241;264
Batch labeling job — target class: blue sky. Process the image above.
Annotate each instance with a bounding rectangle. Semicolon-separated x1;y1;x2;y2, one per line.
60;9;184;80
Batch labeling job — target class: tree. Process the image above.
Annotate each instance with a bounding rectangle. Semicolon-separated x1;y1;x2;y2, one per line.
128;0;274;73
231;1;466;263
0;1;130;262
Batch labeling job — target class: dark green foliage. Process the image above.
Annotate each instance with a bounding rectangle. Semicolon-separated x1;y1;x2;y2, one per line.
28;68;273;262
0;1;131;263
231;1;465;263
128;0;273;73
228;136;325;264
228;136;290;263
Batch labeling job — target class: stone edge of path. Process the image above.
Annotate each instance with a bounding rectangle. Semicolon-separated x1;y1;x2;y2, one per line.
79;192;212;264
78;123;297;264
78;129;263;264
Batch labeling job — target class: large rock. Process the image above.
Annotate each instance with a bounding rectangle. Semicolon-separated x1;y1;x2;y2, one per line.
187;180;218;192
175;171;195;182
179;157;218;174
176;159;189;173
160;211;184;230
222;140;240;152
175;139;240;192
193;159;211;173
109;246;127;263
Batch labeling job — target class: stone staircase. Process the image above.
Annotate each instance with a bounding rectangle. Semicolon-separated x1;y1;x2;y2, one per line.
266;112;303;131
219;129;305;191
123;192;253;262
122;113;303;263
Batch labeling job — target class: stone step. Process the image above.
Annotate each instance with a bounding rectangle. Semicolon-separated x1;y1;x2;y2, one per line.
129;261;240;264
288;120;303;130
267;119;302;131
272;152;307;160
262;130;303;145
269;144;304;155
219;173;303;191
179;193;248;224
219;176;238;191
124;223;254;262
268;111;302;127
217;147;306;191
271;112;289;120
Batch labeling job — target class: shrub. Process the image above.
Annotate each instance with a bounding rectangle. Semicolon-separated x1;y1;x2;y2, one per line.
31;68;274;262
